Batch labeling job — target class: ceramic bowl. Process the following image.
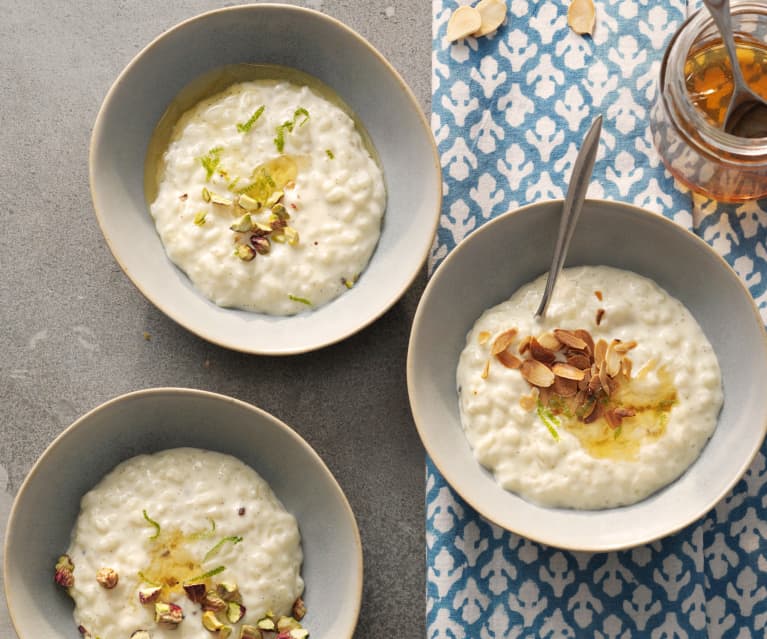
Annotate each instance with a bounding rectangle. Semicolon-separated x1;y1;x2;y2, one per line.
4;388;362;638
407;199;767;551
90;4;440;354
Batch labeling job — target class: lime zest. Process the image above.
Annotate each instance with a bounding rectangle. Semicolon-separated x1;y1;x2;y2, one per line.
190;517;216;540
137;571;161;586
199;146;224;181
536;400;560;441
185;565;226;583
326;149;335;159
236;105;265;133
203;535;243;562
142;510;161;539
289;295;311;306
274;107;310;152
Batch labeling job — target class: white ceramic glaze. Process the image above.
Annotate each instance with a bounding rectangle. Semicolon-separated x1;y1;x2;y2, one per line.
90;4;441;354
407;199;767;551
4;388;363;639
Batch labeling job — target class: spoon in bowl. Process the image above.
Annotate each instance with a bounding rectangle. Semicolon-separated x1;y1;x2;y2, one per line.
535;114;602;320
702;0;767;138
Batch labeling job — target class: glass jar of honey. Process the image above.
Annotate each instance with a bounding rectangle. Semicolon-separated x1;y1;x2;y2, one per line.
651;1;767;202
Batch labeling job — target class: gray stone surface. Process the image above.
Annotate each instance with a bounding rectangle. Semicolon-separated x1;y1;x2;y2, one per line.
0;2;431;637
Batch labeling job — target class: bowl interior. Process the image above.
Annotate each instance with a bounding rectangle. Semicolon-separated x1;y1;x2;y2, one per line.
4;388;362;638
90;4;439;354
408;199;767;551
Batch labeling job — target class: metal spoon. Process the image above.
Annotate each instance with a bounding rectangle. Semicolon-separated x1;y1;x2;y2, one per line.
534;115;602;319
702;0;767;138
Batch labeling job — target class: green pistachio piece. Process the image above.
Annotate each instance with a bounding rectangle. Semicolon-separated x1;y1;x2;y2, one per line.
235;245;256;261
202;610;224;631
194;211;207;226
210;194;233;206
154;602;184;625
238;194;261;211
256;616;276;631
265;189;284;209
238;625;261;639
202;187;212;203
284;226;299;246
289;630;309;639
230;214;253;233
277;617;301;632
226;601;246;623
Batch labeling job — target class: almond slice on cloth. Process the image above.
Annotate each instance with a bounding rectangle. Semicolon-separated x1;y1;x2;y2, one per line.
446;5;482;42
473;0;507;37
568;0;596;35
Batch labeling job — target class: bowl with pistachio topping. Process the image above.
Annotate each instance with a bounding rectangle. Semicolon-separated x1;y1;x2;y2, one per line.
407;199;767;551
90;4;440;354
4;388;362;639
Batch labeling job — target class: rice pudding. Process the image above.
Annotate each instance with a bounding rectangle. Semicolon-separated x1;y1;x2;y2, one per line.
456;266;723;510
57;448;307;639
149;76;386;315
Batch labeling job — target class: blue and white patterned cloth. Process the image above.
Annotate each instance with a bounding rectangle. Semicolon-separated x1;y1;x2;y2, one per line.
427;0;767;636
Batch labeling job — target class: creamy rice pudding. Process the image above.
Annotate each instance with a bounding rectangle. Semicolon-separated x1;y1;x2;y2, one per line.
57;448;306;639
457;266;723;510
149;77;386;315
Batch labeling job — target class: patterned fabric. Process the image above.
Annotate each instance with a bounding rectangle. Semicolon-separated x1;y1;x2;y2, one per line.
427;1;767;637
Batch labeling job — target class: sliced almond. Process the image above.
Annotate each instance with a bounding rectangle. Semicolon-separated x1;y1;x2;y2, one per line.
554;329;588;351
519;394;537;411
538;386;552;406
478;331;491;346
568;0;596;36
567;353;591;370
518;335;532;355
599;363;610;396
574;329;595;355
529;338;556;365
584;401;600;423
481;360;490;379
613;340;637;354
604;408;621;429
552;376;578;397
595;308;605;326
491;328;518;355
605;341;622;377
615;407;636;419
520;360;555;388
552;362;587;381
594;339;608;367
577;376;590;391
473;0;507;37
622;357;633;379
446;5;482;42
537;332;562;351
588;372;602;394
496;350;522;369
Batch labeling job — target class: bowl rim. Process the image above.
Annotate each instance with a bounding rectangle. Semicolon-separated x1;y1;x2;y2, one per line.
407;198;767;551
88;3;441;355
3;387;363;638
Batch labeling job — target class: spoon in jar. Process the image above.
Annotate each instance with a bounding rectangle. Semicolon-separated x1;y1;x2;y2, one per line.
534;114;602;320
702;0;767;138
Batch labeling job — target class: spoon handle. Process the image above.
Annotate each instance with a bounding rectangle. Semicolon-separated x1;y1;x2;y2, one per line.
534;114;602;319
702;0;747;86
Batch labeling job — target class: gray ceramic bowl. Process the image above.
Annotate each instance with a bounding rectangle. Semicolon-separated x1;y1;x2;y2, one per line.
407;200;767;551
4;388;362;639
90;4;440;355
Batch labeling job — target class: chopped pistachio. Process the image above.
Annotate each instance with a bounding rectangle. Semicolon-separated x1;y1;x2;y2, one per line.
210;194;233;207
238;194;261;211
138;585;162;604
202;590;228;612
290;630;309;639
239;625;261;639
284;226;299;246
54;554;75;588
219;626;233;639
230;214;253;233
254;221;272;233
270;216;288;231
271;232;286;244
194;211;207;226
277;617;301;632
326;149;334;159
256;616;276;631
202;610;225;632
271;202;289;220
183;583;207;603
292;597;306;621
202;187;212;203
265;189;284;209
251;235;271;255
226;601;246;623
154;602;184;625
130;631;152;639
216;582;240;601
96;567;119;589
235;245;256;261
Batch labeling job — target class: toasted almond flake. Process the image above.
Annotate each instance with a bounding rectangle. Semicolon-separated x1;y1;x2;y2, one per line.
594;290;603;301
574;329;594;355
473;0;507;36
622;357;633;379
604;408;621;429
605;341;622;377
537;332;561;351
584;401;600;423
599;362;610;396
613;340;637;354
552;376;578;397
481;359;490;379
588;372;602;393
567;353;591;369
520;359;555;388
496;350;522;369
519;394;537;411
554;329;588;350
529;338;556;365
568;0;596;35
552;362;586;381
491;328;518;355
615;407;636;419
538;386;552;405
596;308;606;326
636;357;657;379
446;5;482;42
478;330;491;345
594;339;608;367
578;376;590;391
518;335;532;355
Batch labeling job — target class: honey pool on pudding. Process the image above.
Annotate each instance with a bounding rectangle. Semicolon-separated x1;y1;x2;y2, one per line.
146;66;386;315
456;266;723;510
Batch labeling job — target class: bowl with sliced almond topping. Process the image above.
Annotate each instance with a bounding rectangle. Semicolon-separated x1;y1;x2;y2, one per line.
407;199;767;551
4;388;362;639
90;4;440;354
